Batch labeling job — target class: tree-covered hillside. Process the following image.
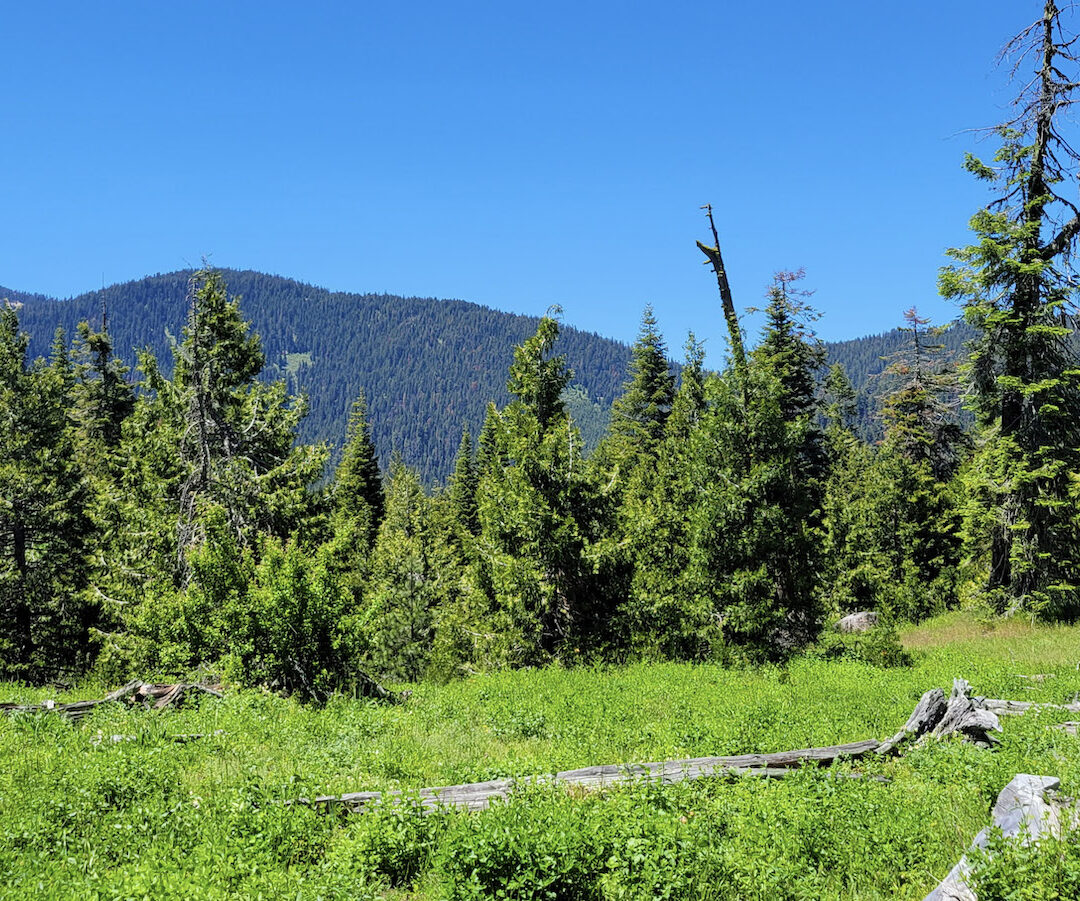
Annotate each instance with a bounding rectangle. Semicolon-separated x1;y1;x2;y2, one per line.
3;269;979;480
4;271;631;480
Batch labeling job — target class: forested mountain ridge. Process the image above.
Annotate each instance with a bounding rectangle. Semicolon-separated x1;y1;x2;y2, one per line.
3;268;968;478
4;270;631;480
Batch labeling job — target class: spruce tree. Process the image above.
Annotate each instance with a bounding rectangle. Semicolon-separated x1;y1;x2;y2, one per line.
939;0;1080;616
620;334;715;658
606;305;675;458
0;306;94;679
104;269;327;671
689;272;827;657
447;425;480;539
333;390;384;549
472;313;600;664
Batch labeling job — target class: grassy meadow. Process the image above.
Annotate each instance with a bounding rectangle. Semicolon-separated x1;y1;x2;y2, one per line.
2;611;1080;899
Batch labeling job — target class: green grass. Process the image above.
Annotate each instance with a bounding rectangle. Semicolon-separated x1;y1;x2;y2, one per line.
2;611;1079;899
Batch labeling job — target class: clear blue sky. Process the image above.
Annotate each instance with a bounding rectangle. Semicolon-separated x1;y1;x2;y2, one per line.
0;1;1052;361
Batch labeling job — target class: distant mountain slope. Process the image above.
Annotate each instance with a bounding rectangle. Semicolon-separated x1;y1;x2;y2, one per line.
823;321;974;439
4;269;998;478
5;270;632;481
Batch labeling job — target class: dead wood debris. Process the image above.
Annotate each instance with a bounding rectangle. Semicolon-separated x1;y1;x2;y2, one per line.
0;680;224;723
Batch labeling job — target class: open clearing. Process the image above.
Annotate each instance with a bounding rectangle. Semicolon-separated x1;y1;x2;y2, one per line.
2;611;1079;899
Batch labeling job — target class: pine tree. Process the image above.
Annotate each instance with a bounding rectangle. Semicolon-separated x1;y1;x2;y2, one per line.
939;1;1080;616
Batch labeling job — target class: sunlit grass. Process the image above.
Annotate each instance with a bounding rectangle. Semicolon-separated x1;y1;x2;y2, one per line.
2;614;1080;898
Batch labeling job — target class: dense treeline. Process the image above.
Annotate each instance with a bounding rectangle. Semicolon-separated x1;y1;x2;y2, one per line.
0;264;956;687
4;1;1080;690
6;271;631;482
0;258;1060;689
6;269;988;482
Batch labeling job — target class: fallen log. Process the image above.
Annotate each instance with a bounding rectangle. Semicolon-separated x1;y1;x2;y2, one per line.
303;739;884;814
878;687;948;755
981;698;1080;716
880;679;1005;754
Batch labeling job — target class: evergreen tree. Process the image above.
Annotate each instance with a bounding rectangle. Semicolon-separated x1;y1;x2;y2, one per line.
472;313;601;664
877;308;965;482
170;269;327;578
822;311;965;622
605;305;675;459
619;334;715;658
939;0;1080;616
689;272;827;657
447;425;480;539
365;460;448;682
0;306;94;679
102;269;327;671
70;318;135;469
332;390;384;549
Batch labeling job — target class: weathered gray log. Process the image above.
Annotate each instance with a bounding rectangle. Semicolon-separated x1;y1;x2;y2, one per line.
981;698;1080;716
0;681;223;723
305;739;883;814
923;774;1073;901
932;679;1002;749
878;688;948;755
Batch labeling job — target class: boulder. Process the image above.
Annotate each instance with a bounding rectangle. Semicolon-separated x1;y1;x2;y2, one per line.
836;611;879;633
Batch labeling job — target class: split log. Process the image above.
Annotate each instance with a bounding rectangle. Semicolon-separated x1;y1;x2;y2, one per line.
878;688;947;755
923;774;1076;901
932;679;1002;749
880;680;1005;754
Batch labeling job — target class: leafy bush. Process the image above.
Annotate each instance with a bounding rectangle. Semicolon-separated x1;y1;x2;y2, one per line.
968;825;1080;900
810;622;913;667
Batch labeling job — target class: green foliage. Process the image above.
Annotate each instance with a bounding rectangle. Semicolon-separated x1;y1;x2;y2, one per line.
811;623;913;668
4;614;1080;899
939;7;1080;617
0;307;96;680
364;460;448;682
821;310;966;623
119;506;363;699
222;535;363;700
968;825;1080;900
332;390;384;549
469;315;605;666
688;274;827;658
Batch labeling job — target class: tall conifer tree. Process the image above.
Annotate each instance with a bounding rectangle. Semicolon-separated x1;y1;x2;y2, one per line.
940;1;1080;616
